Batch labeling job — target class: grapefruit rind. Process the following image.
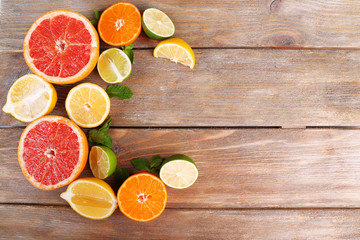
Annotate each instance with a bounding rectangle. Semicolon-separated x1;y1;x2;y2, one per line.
23;10;99;84
18;115;88;190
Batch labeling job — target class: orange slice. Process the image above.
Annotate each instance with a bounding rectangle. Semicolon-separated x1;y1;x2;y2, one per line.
98;2;141;46
24;10;99;84
18;115;88;190
117;173;167;222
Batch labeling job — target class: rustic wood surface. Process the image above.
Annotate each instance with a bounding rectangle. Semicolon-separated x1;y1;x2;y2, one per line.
2;0;360;239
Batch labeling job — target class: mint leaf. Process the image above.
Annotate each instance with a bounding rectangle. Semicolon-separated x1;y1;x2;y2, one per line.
88;130;113;148
114;168;130;188
87;117;113;148
150;155;163;168
94;8;100;20
106;85;133;99
131;158;150;171
99;117;112;131
121;44;134;64
90;19;97;26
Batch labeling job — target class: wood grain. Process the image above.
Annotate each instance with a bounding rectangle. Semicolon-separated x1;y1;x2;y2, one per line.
1;205;360;239
2;128;360;208
1;0;360;50
2;49;360;127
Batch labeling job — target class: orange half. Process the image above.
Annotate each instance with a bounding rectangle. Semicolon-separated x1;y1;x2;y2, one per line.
98;2;141;46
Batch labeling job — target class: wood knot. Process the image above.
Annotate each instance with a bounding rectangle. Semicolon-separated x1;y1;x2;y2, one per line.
272;34;298;48
270;0;282;13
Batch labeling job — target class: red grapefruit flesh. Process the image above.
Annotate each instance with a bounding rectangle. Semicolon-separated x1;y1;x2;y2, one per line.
24;10;99;84
18;116;88;190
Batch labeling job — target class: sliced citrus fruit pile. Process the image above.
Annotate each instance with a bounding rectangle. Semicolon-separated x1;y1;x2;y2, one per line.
18;115;88;190
97;48;132;84
98;2;141;46
65;83;110;128
118;173;167;222
142;8;175;40
160;154;198;189
154;38;195;69
2;74;57;122
24;10;99;84
89;146;117;179
60;178;118;220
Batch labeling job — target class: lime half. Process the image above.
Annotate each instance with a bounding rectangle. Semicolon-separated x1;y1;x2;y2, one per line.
97;48;132;84
159;154;198;189
142;8;175;40
89;146;117;179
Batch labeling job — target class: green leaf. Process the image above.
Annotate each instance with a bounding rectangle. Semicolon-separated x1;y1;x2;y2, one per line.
150;168;160;174
99;117;112;131
90;19;97;26
94;8;100;20
88;129;113;148
114;168;130;187
106;85;133;99
123;49;134;64
150;155;163;168
131;158;150;171
121;44;133;50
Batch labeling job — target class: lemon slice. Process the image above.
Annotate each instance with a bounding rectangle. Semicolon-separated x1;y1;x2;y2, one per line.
65;83;110;128
97;48;132;84
153;38;195;69
90;146;117;179
142;8;175;40
2;74;57;122
159;154;198;189
60;178;118;220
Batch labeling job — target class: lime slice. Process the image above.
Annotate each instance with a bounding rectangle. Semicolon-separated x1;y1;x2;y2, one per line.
97;48;132;84
89;146;117;179
159;154;198;189
142;8;175;40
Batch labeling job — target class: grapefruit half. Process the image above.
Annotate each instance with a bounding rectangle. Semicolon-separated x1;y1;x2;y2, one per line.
18;115;88;190
24;10;99;84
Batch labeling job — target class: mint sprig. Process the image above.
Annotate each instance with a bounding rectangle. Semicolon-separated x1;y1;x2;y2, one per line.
87;117;113;148
121;44;134;64
106;85;133;99
90;8;100;27
114;167;130;188
131;155;164;174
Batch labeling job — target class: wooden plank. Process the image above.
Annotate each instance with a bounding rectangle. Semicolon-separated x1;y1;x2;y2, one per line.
2;128;360;208
1;205;360;239
2;0;360;50
2;49;360;127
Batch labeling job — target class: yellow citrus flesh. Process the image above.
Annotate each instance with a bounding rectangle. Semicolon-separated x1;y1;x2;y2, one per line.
2;74;57;122
153;38;195;69
60;178;117;220
65;83;110;128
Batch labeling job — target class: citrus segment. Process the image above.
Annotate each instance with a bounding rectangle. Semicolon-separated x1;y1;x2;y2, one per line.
65;83;110;128
18;115;88;190
24;10;99;84
97;48;132;84
159;154;198;189
89;146;117;179
2;74;57;122
98;2;141;46
154;38;195;69
117;173;167;222
142;8;175;40
60;178;118;220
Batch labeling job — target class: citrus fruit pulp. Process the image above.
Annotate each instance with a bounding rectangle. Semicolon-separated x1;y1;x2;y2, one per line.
117;173;167;222
154;37;195;69
24;10;99;84
65;83;110;128
60;177;118;220
18;115;88;190
89;146;117;179
159;154;198;189
97;48;132;84
2;74;57;122
142;8;175;40
98;2;141;46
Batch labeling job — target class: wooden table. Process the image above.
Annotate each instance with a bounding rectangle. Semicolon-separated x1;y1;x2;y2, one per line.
1;0;360;239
